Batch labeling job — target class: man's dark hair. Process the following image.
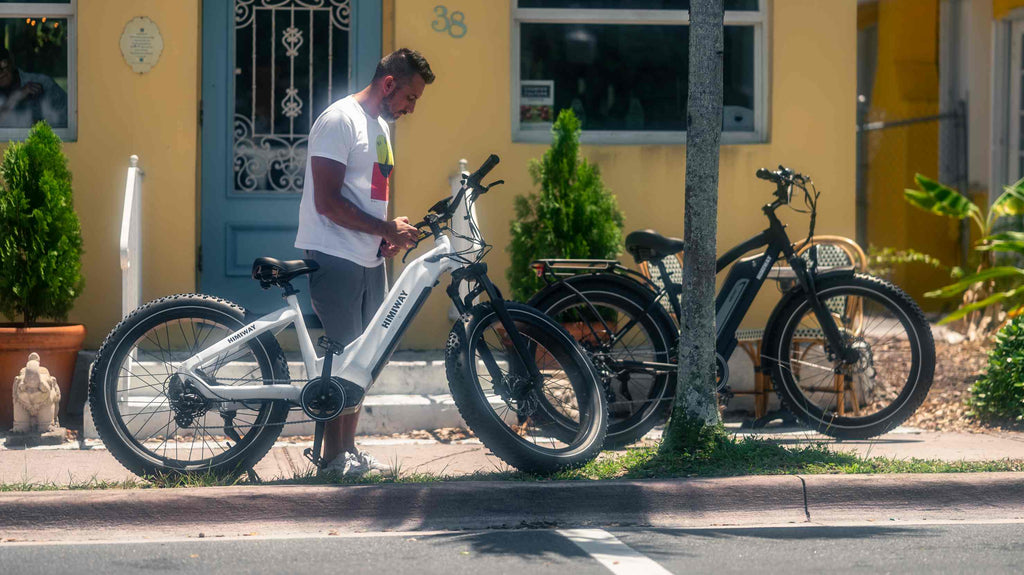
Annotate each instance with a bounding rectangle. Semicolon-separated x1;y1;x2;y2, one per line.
372;48;434;86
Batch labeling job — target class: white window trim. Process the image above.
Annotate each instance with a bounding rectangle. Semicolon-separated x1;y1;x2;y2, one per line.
510;1;769;145
0;0;77;142
992;8;1024;199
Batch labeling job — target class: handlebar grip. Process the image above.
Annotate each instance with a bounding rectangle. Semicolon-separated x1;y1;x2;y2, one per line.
468;154;500;184
755;168;776;182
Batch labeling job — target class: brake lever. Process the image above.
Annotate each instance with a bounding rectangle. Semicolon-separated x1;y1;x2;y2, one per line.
401;225;436;264
470;179;505;201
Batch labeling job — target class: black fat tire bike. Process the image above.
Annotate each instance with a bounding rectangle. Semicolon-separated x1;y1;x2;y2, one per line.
529;166;936;445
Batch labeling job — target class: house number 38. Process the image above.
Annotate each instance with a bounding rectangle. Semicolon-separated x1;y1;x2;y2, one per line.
432;5;467;38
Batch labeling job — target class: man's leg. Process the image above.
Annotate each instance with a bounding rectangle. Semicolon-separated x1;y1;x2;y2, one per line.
306;251;369;463
330;262;387;459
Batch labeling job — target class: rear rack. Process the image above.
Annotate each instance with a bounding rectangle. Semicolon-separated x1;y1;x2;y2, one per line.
530;258;657;290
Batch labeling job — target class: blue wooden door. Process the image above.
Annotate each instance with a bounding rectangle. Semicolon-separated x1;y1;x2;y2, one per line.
201;0;381;316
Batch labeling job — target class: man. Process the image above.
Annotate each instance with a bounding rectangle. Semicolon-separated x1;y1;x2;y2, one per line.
0;48;68;129
295;48;434;476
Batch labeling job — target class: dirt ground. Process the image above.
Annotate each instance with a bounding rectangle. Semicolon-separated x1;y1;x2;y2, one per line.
905;336;1024;433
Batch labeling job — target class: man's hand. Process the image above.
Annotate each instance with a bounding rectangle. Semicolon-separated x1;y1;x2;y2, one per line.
381;217;418;249
379;240;402;258
21;82;42;98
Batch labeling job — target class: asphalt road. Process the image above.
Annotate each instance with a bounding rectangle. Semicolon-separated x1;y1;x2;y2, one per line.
2;521;1022;575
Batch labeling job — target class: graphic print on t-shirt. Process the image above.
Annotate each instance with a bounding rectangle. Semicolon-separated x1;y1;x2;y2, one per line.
372;134;393;201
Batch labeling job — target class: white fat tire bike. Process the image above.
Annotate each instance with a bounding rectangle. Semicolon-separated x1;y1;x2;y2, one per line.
89;155;607;478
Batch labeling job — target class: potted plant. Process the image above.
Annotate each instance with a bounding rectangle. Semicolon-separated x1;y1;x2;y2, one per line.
507;109;624;350
0;121;85;430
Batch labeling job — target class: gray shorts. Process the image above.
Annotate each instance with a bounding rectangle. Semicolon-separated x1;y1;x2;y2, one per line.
305;250;386;347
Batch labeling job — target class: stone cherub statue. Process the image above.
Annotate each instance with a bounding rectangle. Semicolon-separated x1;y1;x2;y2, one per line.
11;352;62;434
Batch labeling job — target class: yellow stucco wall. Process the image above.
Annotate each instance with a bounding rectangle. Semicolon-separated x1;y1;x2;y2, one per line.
15;0;855;351
995;0;1024;19
862;0;951;305
56;1;200;347
390;0;857;349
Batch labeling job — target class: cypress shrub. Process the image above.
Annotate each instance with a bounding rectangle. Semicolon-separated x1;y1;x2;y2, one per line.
507;109;623;302
0;121;83;326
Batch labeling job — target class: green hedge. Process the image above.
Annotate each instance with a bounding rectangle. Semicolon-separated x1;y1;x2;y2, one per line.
970;317;1024;422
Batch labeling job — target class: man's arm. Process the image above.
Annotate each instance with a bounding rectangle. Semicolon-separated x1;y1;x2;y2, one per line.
311;156;417;248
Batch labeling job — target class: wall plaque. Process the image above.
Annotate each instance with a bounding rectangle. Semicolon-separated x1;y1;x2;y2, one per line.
120;16;163;74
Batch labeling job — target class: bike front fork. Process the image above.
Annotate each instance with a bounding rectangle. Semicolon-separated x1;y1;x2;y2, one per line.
448;264;543;390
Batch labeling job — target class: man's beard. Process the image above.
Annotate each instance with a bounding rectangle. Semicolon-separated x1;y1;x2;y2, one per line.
380;91;399;122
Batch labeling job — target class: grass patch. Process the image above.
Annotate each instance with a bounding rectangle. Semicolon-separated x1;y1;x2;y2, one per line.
3;438;1023;492
553;437;1024;480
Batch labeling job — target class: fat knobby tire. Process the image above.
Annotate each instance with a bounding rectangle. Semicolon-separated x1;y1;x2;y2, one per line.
766;274;936;440
444;301;607;474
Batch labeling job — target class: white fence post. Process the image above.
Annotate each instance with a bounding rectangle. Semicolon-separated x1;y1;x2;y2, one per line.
448;158;473;321
119;155;143;318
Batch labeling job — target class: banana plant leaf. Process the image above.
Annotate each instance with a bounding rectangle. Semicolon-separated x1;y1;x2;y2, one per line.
924;266;1024;299
937;284;1024;324
904;174;980;221
991;181;1024;218
977;232;1024;256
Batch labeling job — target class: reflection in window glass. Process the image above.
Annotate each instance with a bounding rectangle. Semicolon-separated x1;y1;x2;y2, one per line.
520;23;754;132
0;18;68;129
518;1;759;10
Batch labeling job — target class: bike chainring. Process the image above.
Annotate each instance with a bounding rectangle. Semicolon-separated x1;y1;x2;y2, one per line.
301;377;346;422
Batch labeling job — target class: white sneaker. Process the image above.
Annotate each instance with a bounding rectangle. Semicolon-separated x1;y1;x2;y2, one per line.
319;451;369;477
357;450;390;474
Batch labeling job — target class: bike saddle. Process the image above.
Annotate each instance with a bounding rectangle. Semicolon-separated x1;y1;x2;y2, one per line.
624;230;685;263
251;257;320;288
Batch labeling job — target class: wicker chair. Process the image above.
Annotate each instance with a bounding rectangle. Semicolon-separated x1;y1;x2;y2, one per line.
639;235;867;419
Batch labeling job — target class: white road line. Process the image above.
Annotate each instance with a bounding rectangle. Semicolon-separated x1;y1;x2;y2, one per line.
558;528;673;575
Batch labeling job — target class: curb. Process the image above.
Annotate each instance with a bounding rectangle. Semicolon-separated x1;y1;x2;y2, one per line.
2;473;1023;540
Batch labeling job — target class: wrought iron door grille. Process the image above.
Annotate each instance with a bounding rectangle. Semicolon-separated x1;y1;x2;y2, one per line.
233;0;351;194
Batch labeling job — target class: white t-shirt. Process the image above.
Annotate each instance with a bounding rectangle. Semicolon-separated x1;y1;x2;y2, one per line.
295;96;393;267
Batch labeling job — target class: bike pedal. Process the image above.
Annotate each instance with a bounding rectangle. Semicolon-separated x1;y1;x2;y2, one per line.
317;335;345;355
302;447;324;468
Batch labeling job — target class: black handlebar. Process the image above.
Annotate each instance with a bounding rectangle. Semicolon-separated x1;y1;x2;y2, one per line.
755;167;776;182
466;154;500;188
400;155;503;263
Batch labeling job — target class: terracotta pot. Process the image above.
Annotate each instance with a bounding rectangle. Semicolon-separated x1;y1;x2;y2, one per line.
0;324;86;430
562;321;611;347
498;322;608;371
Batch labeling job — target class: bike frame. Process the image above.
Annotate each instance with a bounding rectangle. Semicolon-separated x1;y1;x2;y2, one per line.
173;181;533;407
535;199;856;377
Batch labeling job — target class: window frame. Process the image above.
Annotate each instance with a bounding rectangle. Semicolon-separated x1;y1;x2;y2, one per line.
510;1;769;145
0;0;77;142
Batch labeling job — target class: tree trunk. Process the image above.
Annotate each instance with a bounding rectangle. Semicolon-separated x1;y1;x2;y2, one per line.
661;0;725;453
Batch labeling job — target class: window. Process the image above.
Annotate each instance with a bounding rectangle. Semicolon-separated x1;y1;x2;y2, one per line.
0;0;75;141
513;0;766;144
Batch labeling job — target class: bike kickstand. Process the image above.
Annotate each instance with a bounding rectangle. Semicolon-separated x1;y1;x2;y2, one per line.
303;420;328;469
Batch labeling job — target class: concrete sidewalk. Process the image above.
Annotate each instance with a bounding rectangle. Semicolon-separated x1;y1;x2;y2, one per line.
2;425;1023;485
